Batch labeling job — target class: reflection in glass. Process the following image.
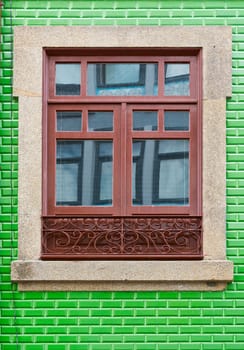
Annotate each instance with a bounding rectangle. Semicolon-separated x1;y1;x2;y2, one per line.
55;63;81;95
132;139;189;206
93;142;113;204
88;111;113;131
87;63;158;96
164;63;190;96
104;63;141;85
56;141;83;205
57;111;82;131
132;141;144;204
56;140;113;206
164;111;189;131
133;111;157;131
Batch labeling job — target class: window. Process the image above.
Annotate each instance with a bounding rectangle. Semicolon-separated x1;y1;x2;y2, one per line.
12;26;233;290
42;51;202;259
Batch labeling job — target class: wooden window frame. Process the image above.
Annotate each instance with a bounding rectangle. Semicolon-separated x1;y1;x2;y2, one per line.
42;49;202;260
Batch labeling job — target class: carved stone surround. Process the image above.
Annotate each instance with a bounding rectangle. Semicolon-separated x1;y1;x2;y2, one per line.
11;26;233;290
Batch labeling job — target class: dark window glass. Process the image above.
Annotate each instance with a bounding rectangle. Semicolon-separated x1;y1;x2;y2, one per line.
133;111;158;131
57;111;82;131
88;111;113;131
164;111;189;131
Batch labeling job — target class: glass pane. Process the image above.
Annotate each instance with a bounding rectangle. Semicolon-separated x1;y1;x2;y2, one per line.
56;140;113;206
132;141;143;204
164;111;189;131
164;63;190;96
57;111;82;131
55;63;81;95
56;141;83;205
133;111;157;131
87;63;158;96
106;63;140;85
88;111;113;131
132;139;189;206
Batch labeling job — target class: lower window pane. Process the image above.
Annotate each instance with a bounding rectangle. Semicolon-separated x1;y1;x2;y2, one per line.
56;140;113;206
132;139;189;206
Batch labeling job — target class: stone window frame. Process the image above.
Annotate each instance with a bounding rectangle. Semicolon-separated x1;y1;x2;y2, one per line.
11;26;233;291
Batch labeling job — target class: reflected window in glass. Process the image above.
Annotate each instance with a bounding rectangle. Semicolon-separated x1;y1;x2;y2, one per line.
93;142;113;205
56;141;83;205
164;63;190;96
133;111;158;131
57;111;82;131
87;63;158;96
132;139;189;206
56;140;113;206
55;63;81;96
88;111;113;131
164;111;189;131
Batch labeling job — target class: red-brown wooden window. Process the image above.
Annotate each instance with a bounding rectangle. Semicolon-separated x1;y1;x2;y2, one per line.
42;49;202;260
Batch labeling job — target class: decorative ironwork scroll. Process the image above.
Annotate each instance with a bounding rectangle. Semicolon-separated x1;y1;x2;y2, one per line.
42;216;202;259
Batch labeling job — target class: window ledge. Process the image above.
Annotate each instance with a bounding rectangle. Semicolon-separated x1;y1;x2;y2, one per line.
11;259;233;291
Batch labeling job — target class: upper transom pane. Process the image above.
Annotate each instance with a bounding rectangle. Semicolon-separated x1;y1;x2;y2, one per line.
55;63;81;96
87;63;158;96
164;63;190;96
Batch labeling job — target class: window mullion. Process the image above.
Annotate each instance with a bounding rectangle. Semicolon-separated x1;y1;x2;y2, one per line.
158;59;164;97
120;102;127;216
81;60;87;97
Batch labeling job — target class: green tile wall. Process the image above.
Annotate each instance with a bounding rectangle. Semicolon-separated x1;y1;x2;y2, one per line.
1;0;244;349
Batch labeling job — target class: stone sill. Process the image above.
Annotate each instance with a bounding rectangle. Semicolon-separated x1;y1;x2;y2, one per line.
11;259;233;291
